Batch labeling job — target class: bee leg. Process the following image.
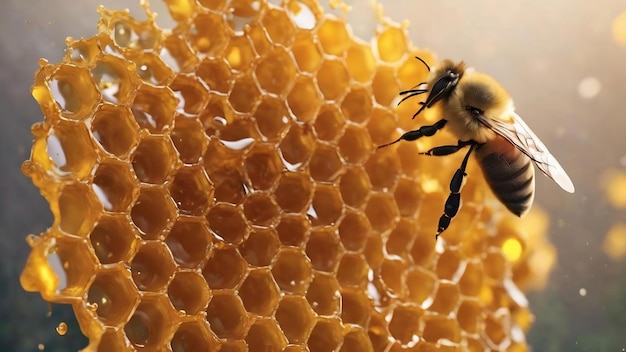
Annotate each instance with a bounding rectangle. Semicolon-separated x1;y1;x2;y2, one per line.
436;141;478;239
419;140;474;156
377;119;447;149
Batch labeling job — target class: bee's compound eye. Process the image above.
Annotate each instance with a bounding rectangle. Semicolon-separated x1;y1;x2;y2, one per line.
467;106;483;118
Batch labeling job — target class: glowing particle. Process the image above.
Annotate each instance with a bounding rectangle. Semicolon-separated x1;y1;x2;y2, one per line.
612;11;626;46
502;238;523;262
38;344;45;351
600;169;626;209
577;77;601;99
602;223;626;261
56;322;68;336
579;288;587;297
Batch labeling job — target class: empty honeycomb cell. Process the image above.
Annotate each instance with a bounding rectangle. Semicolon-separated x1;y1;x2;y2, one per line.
131;84;176;133
108;15;157;51
340;288;371;327
244;143;283;190
405;268;437;308
40;64;100;120
337;210;370;252
314;105;344;142
275;296;315;343
271;248;312;294
130;187;176;240
125;295;178;349
422;316;461;344
196;58;232;94
364;149;401;190
131;136;179;184
337;125;372;164
279;123;316;169
317;59;349;100
91;104;139;158
134;52;175;86
274;172;313;213
165;217;211;268
365;193;399;232
202;248;247;289
203;139;247;204
340;328;374;352
130;242;176;291
276;214;310;246
308;317;343;352
386;219;416;257
170;116;207;164
457;299;482;334
309;185;343;226
92;161;136;212
206;203;248;244
262;8;296;46
170;75;210;115
66;37;100;67
58;182;100;237
239;268;280;315
167;271;210;315
206;293;248;339
346;43;376;83
240;228;280;267
336;253;368;287
44;123;98;179
255;47;297;96
291;31;322;72
245;318;288;352
317;18;350;55
287;75;322;122
306;273;340;315
52;237;97;296
90;214;137;265
380;257;406;295
169;166;213;216
376;26;408;63
170;320;217;352
341;87;373;124
393;178;422;217
484;250;507;281
371;66;398;106
409;230;437;267
339;167;371;208
306;228;342;272
309;143;343;182
91;55;139;105
388;305;422;347
436;250;466;282
246;21;272;56
87;267;139;326
430;283;461;315
254;96;290;142
366;107;396;147
229;76;261;113
243;192;281;226
225;36;256;72
161;34;200;73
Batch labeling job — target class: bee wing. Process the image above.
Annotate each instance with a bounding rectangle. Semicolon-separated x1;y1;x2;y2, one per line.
486;112;575;193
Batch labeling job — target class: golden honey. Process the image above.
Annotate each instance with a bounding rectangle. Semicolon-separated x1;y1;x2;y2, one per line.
21;0;556;350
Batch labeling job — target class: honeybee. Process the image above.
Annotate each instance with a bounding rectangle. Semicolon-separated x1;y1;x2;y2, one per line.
380;57;575;238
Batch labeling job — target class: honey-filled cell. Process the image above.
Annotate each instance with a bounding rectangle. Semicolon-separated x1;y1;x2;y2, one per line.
306;273;341;316
131;84;176;133
90;214;137;265
239;268;280;316
275;296;315;344
124;295;178;349
240;228;280;267
167;271;210;315
92;160;136;213
202;247;247;290
165;217;212;269
87;267;139;326
130;187;176;240
206;294;248;339
130;242;176;292
171;321;218;352
91;104;139;158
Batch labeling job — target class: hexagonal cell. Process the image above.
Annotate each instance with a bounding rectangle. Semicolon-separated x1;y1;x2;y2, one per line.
131;84;176;133
196;58;232;94
292;31;321;72
430;282;461;315
338;125;372;165
274;172;312;213
308;318;343;352
459;261;484;297
131;136;179;184
388;304;422;347
224;35;256;72
385;219;414;257
58;182;100;237
243;192;281;227
341;288;371;327
380;258;406;295
262;8;295;46
108;17;157;50
338;210;370;252
483;311;512;349
271;248;312;294
276;214;310;247
393;177;422;217
457;299;482;334
346;43;376;83
169;166;213;216
372;66;398;106
365;107;396;148
240;228;280;267
339;167;371;209
44;123;98;179
66;36;100;67
306;228;342;273
130;242;176;291
317;19;350;55
363;234;383;271
337;253;368;287
206;293;248;339
309;185;343;227
405;268;437;308
134;52;175;86
422;316;462;345
314;105;344;142
202;247;247;290
125;294;178;349
308;143;343;182
163;33;201;72
87;267;139;326
130;187;176;240
91;54;140;104
168;271;210;315
364;193;399;232
306;273;340;316
92;160;136;212
275;296;315;344
206;203;248;244
171;320;218;352
368;311;391;352
239;268;280;316
409;229;437;267
246;21;272;56
287;75;322;123
171;116;208;164
436;250;466;282
245;318;288;352
256;47;296;96
278;123;315;169
317;59;349;100
165;217;212;268
244;143;283;190
36;64;100;120
377;26;407;63
91;104;138;158
218;117;259;144
484;250;507;281
254;96;290;142
364;148;401;190
339;327;374;352
341;87;373;125
203;139;247;204
90;214;137;264
229;76;260;113
53;236;97;296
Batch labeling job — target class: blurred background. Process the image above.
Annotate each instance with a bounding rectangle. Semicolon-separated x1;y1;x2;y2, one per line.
0;0;624;351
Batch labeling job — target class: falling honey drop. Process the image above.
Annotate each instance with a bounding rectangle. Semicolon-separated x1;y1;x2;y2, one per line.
56;322;68;336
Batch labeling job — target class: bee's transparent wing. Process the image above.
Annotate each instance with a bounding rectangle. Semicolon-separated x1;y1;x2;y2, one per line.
485;112;575;193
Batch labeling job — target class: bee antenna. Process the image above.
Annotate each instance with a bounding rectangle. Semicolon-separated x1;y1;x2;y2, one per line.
414;56;431;72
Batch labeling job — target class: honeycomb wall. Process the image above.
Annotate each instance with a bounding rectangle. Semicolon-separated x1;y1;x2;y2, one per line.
20;0;555;351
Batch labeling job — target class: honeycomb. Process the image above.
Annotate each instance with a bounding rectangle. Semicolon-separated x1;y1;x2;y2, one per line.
20;0;555;350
